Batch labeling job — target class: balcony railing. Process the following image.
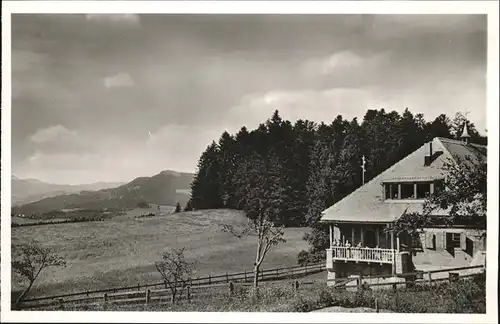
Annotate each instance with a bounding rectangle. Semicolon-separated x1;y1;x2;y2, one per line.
326;247;395;266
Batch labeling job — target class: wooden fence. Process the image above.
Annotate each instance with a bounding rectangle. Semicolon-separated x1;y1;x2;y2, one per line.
15;263;485;310
15;262;326;310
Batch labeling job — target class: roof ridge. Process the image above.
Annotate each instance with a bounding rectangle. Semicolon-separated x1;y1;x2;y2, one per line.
437;136;487;149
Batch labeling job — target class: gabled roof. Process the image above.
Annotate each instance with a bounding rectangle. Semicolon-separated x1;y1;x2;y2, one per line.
320;137;487;224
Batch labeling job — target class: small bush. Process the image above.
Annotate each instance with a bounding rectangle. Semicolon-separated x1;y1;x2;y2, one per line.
318;286;335;306
446;279;485;313
291;296;316;312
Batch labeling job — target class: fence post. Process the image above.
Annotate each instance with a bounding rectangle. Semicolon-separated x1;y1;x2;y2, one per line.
295;280;300;293
244;270;247;282
427;272;433;287
103;293;108;310
187;286;191;302
58;298;64;310
375;297;379;313
226;272;229;283
228;281;234;297
209;274;211;285
145;289;151;305
137;283;140;291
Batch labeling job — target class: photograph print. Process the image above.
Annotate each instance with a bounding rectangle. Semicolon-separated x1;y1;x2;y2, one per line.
2;3;498;322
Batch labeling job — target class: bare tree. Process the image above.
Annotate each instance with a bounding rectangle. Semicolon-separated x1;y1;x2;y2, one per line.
222;217;285;288
12;241;66;307
154;248;196;304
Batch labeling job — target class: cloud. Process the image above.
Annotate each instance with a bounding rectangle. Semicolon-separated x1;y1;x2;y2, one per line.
103;73;135;89
227;88;373;130
301;51;390;76
369;15;486;40
20;124;223;183
30;125;77;143
85;14;141;28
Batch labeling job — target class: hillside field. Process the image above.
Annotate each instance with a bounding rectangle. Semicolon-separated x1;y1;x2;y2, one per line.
11;209;310;297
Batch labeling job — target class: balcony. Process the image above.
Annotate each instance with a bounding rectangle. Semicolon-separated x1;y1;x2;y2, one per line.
326;247;395;266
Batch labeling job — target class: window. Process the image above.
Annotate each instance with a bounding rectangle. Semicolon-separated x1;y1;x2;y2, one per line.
446;232;462;249
384;181;437;200
385;184;399;199
400;183;414;199
416;183;431;199
412;235;423;249
451;233;461;248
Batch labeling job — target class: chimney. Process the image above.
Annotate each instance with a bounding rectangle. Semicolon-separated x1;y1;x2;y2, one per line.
424;141;433;166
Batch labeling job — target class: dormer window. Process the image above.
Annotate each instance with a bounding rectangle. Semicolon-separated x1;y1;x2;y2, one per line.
400;183;414;199
416;183;431;199
385;183;399;199
383;181;435;200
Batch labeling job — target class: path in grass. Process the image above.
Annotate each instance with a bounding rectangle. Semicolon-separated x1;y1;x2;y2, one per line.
12;209;310;297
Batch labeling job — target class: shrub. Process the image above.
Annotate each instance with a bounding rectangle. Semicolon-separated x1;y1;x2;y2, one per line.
291;295;316;312
318;286;335;306
447;279;485;313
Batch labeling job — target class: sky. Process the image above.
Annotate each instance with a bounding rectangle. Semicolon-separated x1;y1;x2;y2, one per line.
11;14;487;185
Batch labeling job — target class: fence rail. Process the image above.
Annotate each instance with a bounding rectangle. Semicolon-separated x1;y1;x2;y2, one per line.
16;262;326;309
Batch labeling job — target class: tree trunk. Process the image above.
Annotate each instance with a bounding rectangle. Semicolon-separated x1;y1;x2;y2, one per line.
171;290;176;304
16;281;34;307
253;264;260;288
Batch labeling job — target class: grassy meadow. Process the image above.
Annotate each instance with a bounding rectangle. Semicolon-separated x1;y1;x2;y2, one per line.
11;208;310;298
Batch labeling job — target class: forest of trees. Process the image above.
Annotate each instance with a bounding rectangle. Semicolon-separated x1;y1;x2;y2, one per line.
188;108;486;256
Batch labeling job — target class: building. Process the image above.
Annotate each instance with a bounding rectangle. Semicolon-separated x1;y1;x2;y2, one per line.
320;127;486;285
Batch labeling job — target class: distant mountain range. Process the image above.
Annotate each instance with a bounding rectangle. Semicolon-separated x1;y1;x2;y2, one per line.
11;170;193;215
11;176;124;206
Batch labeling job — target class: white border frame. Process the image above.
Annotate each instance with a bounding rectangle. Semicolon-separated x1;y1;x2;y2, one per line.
1;1;499;323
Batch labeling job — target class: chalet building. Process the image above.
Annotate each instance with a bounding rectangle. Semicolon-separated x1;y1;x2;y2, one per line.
320;125;486;284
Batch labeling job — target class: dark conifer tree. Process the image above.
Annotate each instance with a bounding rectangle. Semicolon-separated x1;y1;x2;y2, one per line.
190;142;224;209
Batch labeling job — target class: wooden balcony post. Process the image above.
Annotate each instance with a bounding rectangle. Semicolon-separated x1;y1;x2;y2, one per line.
360;228;364;246
351;227;355;244
329;223;333;248
391;229;396;275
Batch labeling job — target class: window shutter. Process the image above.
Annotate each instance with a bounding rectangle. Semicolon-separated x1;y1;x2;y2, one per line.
460;232;466;250
420;233;426;249
425;232;434;249
425;233;431;248
446;232;452;250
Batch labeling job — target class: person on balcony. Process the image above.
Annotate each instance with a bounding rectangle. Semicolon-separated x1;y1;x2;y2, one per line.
374;245;380;260
355;241;363;259
345;240;351;258
332;239;339;258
